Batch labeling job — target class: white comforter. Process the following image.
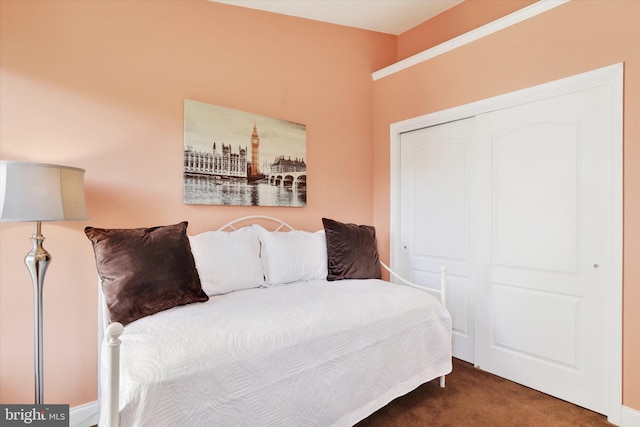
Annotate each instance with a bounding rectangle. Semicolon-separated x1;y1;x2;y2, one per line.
100;279;452;427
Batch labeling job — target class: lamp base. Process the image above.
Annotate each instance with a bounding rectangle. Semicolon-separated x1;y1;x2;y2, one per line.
24;221;50;405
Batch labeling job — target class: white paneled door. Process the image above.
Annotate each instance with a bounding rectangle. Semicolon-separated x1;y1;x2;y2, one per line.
473;85;612;415
399;118;477;363
398;71;619;415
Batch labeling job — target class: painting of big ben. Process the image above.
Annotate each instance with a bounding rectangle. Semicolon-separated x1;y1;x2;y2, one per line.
184;99;307;207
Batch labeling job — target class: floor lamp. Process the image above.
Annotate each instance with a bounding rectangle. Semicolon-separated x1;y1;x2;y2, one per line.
0;161;89;404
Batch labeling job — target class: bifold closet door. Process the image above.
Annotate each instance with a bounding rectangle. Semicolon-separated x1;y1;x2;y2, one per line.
473;85;611;415
399;117;477;363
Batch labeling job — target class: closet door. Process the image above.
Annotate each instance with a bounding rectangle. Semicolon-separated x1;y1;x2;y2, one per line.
399;118;477;363
474;85;611;414
394;65;620;419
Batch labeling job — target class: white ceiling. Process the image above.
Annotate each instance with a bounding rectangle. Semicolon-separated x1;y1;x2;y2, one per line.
210;0;464;35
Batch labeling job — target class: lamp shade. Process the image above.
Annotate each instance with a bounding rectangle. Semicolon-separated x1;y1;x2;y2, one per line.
0;161;89;222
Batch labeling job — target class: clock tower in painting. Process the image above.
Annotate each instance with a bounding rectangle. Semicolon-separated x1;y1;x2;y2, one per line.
250;123;260;176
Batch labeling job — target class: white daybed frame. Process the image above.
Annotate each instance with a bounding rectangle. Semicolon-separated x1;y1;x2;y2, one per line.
98;216;448;427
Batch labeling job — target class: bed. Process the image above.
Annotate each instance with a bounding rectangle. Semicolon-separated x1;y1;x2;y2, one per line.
88;216;452;427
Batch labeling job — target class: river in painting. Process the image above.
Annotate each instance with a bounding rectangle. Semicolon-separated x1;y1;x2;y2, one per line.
184;176;306;207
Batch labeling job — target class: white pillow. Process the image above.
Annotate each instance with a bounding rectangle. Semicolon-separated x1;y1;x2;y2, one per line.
188;227;265;295
253;224;328;286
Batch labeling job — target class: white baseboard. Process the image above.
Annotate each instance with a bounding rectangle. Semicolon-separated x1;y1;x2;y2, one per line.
622;405;640;427
70;401;98;427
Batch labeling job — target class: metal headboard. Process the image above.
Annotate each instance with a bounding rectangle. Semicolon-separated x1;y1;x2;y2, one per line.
217;215;295;232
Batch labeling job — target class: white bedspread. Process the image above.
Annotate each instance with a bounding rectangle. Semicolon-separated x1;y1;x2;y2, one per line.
100;279;452;427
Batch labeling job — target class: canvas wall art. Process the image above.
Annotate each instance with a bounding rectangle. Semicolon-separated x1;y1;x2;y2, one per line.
184;100;307;207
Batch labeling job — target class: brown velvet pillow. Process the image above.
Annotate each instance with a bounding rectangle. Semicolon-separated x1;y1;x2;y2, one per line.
322;218;382;281
85;221;208;326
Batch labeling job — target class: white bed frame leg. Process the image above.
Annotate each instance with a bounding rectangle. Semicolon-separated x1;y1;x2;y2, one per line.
104;322;124;427
440;265;447;389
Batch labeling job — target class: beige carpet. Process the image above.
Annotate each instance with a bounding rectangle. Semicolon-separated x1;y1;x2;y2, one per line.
357;358;611;426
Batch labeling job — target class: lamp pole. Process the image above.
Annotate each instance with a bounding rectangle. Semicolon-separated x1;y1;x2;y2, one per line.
24;221;50;405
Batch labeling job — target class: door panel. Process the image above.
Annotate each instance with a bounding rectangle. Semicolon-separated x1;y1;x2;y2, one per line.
474;86;611;414
492;122;578;273
492;284;579;366
399;118;476;363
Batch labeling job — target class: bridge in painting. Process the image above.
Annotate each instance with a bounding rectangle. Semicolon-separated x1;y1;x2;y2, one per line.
267;171;306;188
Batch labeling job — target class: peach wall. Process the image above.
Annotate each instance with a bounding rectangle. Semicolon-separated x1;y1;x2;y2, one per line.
373;0;640;412
397;0;536;61
0;0;396;406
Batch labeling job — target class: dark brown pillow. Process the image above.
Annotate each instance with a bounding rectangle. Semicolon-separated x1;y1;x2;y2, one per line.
85;221;208;325
322;218;382;281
